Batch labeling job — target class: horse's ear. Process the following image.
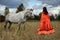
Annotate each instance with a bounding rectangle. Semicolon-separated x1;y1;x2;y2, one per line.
16;11;17;13
30;9;33;11
16;10;19;13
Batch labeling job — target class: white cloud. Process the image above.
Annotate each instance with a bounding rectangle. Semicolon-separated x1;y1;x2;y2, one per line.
9;8;17;13
0;4;6;15
32;3;60;15
49;6;60;15
33;9;42;15
38;0;60;6
0;1;60;16
0;4;17;15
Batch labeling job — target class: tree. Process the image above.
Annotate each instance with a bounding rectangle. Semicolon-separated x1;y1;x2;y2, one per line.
50;15;55;21
33;12;42;20
39;12;42;20
57;14;60;21
16;3;25;13
5;7;9;16
0;15;5;22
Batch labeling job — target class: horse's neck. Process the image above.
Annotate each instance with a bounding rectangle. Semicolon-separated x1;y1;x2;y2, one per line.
20;10;27;16
16;11;26;19
21;10;28;19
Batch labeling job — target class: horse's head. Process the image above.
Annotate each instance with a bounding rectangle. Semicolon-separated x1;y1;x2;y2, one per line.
25;9;34;18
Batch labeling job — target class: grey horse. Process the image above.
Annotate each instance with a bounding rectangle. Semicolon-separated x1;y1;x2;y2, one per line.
4;9;34;30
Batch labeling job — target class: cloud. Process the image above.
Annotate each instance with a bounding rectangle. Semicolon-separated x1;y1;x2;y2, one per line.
0;0;60;8
0;0;22;8
49;6;60;15
0;0;60;16
33;3;53;10
38;0;60;6
0;4;17;15
32;3;60;15
0;4;6;15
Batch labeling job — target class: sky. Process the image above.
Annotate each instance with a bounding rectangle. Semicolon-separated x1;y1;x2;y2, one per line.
0;0;60;15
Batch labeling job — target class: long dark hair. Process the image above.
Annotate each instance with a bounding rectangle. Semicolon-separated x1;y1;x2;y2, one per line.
43;7;48;15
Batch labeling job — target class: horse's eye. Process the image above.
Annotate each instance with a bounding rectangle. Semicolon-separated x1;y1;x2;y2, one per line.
31;13;32;14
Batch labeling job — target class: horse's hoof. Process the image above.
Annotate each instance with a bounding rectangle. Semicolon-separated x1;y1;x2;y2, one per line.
8;29;11;32
8;28;11;31
18;27;20;30
4;27;6;30
4;26;6;30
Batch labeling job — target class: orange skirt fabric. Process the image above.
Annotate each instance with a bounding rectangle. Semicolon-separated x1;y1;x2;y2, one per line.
37;13;55;35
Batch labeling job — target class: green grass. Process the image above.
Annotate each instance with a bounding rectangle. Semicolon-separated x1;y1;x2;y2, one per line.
0;21;60;40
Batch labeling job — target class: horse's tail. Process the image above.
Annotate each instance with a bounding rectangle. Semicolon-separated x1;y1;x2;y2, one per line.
5;13;9;21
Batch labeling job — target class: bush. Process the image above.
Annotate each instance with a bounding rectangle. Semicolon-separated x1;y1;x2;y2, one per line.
0;15;5;22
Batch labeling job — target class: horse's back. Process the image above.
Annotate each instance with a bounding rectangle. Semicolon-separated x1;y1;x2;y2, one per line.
5;12;24;22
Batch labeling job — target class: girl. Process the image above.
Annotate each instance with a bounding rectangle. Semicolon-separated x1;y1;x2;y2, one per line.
37;7;55;35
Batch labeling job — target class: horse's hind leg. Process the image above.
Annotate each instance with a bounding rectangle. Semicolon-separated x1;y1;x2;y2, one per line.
23;22;26;30
18;22;21;30
8;21;12;30
18;23;21;30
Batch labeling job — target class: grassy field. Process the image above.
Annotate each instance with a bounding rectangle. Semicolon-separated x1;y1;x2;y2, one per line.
0;21;60;40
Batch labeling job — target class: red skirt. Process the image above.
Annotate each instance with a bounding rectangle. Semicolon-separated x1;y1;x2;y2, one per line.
37;14;55;35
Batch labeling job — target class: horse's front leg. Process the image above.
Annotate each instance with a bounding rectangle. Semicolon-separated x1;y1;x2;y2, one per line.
18;22;21;30
23;22;26;30
8;21;12;30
